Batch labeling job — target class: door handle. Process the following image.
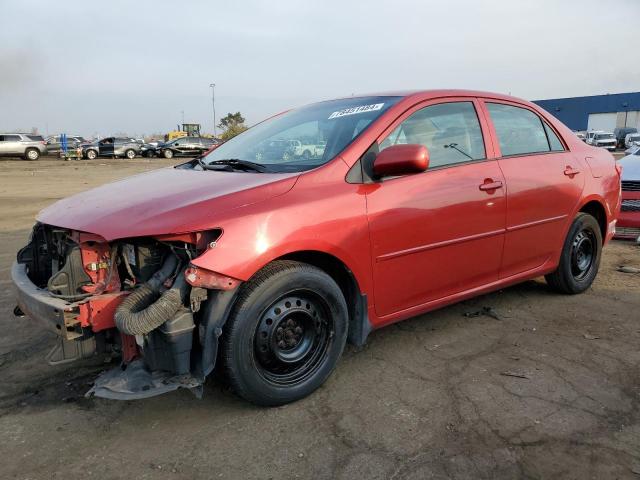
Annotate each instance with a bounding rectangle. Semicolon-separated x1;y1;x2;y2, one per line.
479;180;503;191
564;166;580;177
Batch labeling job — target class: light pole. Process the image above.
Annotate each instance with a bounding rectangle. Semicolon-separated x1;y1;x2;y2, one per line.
209;83;217;137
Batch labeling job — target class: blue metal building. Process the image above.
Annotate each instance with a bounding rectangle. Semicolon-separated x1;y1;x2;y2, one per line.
533;92;640;132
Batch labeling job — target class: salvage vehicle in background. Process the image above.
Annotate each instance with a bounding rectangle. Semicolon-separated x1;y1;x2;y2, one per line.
0;133;47;160
616;149;640;240
290;139;327;159
588;132;617;151
83;137;141;159
44;135;87;156
12;90;620;406
253;138;297;162
156;136;217;159
624;132;640;149
614;127;637;149
140;141;163;158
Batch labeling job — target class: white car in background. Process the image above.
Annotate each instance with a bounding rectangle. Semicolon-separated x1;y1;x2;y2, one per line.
624;132;640;149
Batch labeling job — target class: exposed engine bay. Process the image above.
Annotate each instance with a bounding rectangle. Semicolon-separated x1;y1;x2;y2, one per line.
14;223;238;399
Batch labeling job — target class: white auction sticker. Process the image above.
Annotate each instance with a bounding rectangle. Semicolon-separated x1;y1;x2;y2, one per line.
328;103;384;119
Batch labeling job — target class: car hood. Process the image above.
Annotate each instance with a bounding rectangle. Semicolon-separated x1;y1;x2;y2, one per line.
620;154;640;181
37;166;299;240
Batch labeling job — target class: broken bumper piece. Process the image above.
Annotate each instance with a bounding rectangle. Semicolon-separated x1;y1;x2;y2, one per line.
86;359;203;400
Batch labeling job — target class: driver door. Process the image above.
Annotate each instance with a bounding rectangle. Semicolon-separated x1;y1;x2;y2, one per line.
365;99;506;318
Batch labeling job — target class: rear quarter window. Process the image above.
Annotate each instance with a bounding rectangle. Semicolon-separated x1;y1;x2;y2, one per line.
27;135;43;141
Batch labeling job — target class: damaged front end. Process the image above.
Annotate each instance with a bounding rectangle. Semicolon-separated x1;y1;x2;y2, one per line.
12;223;239;400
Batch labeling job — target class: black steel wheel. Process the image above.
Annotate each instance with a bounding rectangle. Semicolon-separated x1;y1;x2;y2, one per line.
570;228;596;280
253;292;333;387
222;260;348;406
546;212;602;294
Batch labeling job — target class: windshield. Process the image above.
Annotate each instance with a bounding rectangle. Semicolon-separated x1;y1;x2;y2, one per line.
596;133;614;140
201;96;401;172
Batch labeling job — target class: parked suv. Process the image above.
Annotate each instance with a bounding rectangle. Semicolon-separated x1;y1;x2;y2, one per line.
12;90;620;406
0;133;47;160
156;136;218;159
83;137;141;159
614;127;638;149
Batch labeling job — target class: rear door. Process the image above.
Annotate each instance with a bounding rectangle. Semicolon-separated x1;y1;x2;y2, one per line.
1;134;22;155
365;98;506;318
480;100;584;278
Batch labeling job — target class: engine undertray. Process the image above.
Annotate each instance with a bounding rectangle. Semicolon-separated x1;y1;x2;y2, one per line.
86;359;203;400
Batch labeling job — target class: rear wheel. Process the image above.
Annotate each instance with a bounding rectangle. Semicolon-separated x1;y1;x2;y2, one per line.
24;148;40;161
222;260;348;406
545;213;602;294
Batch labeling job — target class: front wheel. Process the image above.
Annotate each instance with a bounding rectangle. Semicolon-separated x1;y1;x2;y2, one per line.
222;260;348;406
545;213;602;294
86;150;97;160
163;149;174;159
125;149;136;159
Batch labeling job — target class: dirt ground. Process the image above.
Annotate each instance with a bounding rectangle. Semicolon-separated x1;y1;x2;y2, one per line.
0;157;639;479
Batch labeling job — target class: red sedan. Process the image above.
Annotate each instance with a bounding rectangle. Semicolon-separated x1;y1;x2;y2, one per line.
12;90;621;405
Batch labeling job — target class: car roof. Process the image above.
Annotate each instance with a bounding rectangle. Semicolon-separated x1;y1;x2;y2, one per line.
333;89;530;104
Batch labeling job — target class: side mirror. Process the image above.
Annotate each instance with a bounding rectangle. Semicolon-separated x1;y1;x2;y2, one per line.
373;144;429;178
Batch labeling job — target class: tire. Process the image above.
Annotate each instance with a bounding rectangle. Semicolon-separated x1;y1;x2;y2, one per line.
125;149;136;159
24;148;40;161
86;150;97;160
545;213;602;294
163;149;174;159
222;260;348;406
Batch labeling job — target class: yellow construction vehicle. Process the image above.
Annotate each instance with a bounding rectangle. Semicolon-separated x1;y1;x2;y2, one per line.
164;123;202;142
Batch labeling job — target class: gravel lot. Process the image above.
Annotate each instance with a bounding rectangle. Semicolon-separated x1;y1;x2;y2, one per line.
0;157;639;479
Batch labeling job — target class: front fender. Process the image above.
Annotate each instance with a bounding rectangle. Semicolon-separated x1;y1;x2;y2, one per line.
189;160;374;298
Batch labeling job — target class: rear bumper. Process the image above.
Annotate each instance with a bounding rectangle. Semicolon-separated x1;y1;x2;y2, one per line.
11;262;81;339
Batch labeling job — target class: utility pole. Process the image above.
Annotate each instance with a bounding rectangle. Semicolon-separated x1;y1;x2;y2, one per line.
209;83;217;137
181;110;185;125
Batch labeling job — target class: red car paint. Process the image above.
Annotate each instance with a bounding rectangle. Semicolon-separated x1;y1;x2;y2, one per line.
36;90;620;333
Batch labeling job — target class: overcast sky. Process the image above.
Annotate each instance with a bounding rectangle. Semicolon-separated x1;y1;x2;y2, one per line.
1;0;638;137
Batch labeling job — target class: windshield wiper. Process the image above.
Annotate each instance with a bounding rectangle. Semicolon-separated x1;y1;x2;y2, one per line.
200;158;269;172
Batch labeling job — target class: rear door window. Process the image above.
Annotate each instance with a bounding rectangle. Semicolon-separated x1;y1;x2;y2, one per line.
379;101;486;169
486;103;559;156
4;135;21;141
